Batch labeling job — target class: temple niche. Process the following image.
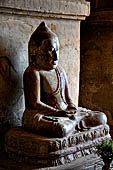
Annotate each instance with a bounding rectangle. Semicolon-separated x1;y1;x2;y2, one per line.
0;0;90;136
4;22;110;169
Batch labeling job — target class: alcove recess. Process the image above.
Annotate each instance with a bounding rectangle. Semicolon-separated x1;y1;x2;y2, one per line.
0;0;90;135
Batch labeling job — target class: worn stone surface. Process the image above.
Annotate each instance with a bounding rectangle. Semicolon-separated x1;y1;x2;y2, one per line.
80;9;113;131
0;0;90;130
0;20;32;128
0;0;90;19
0;151;103;170
5;124;110;167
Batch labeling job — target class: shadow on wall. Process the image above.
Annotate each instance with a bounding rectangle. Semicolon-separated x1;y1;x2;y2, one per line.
90;0;113;9
80;20;113;131
0;56;18;131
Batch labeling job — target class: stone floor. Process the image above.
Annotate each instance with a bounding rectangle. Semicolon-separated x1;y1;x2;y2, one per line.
0;150;104;170
38;155;103;170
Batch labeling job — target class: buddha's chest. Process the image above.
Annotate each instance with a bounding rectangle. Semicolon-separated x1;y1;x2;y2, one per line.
40;69;65;94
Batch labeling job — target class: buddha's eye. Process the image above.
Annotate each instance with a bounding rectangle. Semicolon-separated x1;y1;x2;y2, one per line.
48;47;55;54
48;47;55;52
51;47;55;51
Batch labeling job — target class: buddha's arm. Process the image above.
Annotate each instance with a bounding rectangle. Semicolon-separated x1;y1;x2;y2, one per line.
24;68;69;117
62;69;77;111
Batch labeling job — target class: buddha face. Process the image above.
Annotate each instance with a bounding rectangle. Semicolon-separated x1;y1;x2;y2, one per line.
35;36;59;70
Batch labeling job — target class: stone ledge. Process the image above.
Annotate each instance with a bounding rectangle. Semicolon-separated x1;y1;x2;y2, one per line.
0;151;103;170
0;0;90;20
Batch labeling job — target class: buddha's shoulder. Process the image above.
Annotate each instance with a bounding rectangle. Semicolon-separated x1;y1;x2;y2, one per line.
24;66;40;76
57;66;66;75
24;66;66;76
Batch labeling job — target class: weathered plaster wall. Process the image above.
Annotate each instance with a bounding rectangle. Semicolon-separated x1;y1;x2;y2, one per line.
0;20;31;128
80;10;113;130
0;0;90;132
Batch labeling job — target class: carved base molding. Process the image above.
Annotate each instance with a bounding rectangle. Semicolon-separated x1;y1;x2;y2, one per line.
7;147;101;167
5;124;110;168
0;152;104;170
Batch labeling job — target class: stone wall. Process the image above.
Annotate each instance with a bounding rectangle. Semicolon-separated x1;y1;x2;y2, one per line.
0;0;90;131
88;0;113;8
80;9;113;130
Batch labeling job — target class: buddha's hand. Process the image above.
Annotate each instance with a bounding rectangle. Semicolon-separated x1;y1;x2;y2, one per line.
53;110;71;117
66;105;77;114
67;114;77;120
57;111;79;121
47;110;68;117
34;113;43;121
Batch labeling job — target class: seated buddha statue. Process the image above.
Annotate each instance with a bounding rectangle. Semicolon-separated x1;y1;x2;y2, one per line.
22;22;107;138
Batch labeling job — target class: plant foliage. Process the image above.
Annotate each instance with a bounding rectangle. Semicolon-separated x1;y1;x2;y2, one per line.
95;139;113;162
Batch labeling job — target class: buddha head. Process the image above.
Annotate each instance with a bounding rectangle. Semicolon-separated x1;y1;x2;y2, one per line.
29;22;59;70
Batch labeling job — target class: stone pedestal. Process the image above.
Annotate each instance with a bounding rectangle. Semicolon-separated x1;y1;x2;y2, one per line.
0;0;90;129
5;124;110;167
